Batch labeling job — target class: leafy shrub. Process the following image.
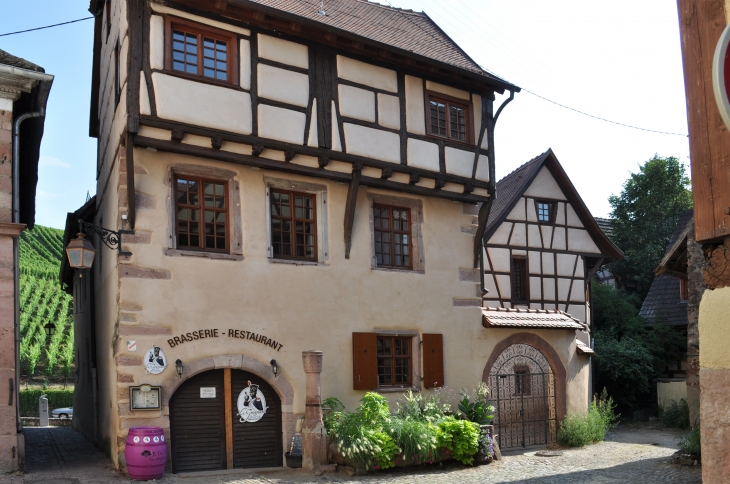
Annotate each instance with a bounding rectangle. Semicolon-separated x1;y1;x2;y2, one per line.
394;390;450;422
19;389;73;417
387;417;441;464
660;399;690;429
677;428;701;458
557;391;618;447
322;396;345;433
458;383;494;425
436;417;480;465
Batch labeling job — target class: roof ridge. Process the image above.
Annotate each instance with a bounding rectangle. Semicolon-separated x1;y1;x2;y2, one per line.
354;0;425;16
497;150;549;184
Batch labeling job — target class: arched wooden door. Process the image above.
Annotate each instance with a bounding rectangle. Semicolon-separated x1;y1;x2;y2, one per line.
170;369;282;473
488;343;557;449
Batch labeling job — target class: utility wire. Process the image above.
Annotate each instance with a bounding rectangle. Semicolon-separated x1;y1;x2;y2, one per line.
0;17;93;37
382;0;688;138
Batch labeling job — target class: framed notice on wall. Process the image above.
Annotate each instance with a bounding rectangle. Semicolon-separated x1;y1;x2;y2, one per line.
129;385;162;410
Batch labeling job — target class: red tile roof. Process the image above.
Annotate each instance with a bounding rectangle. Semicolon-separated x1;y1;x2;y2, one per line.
481;307;586;330
244;0;513;87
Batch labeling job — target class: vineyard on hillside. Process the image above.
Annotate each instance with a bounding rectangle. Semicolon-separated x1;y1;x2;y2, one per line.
19;225;74;380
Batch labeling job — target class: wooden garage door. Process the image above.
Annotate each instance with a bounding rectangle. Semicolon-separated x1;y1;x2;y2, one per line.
231;369;282;468
170;369;226;473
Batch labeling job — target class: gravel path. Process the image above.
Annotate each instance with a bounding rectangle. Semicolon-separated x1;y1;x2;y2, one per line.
0;423;701;484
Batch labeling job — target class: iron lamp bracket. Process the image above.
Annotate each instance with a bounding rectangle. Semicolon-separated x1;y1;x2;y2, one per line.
79;220;135;257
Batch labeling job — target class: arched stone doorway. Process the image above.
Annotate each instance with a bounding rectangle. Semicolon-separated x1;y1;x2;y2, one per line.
483;334;565;449
169;368;282;473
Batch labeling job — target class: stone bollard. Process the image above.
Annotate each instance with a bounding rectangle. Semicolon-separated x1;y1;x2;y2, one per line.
301;350;327;471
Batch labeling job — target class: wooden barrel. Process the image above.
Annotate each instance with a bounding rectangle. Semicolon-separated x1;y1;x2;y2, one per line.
125;426;167;480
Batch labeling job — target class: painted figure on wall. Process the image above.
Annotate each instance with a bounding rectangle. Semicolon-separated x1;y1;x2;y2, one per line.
237;380;267;422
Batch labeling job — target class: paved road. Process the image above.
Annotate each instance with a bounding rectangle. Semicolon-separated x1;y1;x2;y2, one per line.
0;423;701;483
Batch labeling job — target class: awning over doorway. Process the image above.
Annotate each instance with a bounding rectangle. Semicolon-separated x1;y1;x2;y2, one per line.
481;307;586;330
575;340;595;355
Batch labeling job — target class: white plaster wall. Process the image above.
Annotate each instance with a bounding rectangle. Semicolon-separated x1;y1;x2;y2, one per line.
526;200;538;222
527;225;541;248
258;34;308;69
567;304;586;322
307;98;318;147
540;226;553;248
444;147;474;178
543;278;556;300
488;222;511;245
338;85;375;122
488;248;510;272
555;202;566;225
496;274;511;300
258;104;306;144
140;71;151;115
530;277;541;300
150;15;164;70
240;39;251;90
474;155;489;182
407;139;439;172
570;283;586;302
405;75;425;134
567;229;601;254
425;80;470;100
152;73;252;134
337;56;397;92
552;227;566;250
510;223;526;247
472;94;482;143
556;254;576;277
574;257;585;278
342;123;400;163
557;278;571;301
332;102;342;151
524;167;567;200
528;251;541;274
566;204;583;228
258;65;309;107
377;93;400;130
506;199;526;220
542;253;555;275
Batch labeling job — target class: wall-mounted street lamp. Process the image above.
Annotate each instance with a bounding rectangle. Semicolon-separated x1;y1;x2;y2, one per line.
270;359;279;378
175;359;184;378
43;322;55;336
65;220;134;270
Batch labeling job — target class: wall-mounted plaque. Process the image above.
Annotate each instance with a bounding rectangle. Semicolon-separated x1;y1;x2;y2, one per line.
129;385;161;411
200;387;216;398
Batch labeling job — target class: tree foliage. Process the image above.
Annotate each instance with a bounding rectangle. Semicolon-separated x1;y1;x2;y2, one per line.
607;155;692;299
592;280;686;409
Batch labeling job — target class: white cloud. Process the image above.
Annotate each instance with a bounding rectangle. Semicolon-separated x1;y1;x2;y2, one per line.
39;156;70;168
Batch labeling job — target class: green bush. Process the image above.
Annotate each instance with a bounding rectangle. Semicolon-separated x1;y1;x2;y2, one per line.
458;382;494;425
436;417;480;465
557;391;618;447
19;389;73;417
677;428;701;458
660;399;690;429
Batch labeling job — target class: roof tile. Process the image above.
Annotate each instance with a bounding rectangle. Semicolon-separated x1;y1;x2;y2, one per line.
482;306;586;330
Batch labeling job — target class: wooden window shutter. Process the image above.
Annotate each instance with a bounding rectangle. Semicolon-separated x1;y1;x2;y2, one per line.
352;332;377;390
422;334;444;388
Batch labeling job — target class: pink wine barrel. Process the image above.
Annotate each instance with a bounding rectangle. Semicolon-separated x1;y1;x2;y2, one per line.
125;426;167;480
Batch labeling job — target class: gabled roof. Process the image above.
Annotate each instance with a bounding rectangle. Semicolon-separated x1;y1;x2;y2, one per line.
237;0;517;90
484;149;623;263
655;209;693;278
639;275;687;326
594;217;614;239
0;49;44;72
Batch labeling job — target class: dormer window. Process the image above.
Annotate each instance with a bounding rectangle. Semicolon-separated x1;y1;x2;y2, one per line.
536;201;555;224
427;92;472;144
165;17;237;85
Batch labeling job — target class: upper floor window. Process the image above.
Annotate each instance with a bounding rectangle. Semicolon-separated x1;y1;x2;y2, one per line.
511;256;529;302
427;93;471;143
374;204;412;269
536;201;554;224
377;336;411;387
175;175;228;252
270;189;317;261
166;18;237;85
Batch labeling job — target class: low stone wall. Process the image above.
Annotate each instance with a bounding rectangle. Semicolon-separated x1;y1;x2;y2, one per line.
21;418;73;427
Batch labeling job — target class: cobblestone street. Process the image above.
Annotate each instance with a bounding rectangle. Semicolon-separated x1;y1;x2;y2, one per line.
1;424;701;484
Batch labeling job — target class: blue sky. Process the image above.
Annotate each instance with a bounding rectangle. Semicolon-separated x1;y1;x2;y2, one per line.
1;0;689;229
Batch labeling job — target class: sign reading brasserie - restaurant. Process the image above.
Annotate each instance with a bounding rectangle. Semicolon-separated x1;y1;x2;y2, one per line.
167;328;283;351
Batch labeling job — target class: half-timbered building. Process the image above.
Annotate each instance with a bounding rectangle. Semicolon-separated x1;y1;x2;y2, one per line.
61;0;619;473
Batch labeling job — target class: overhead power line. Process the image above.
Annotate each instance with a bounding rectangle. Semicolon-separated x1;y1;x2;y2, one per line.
0;17;93;37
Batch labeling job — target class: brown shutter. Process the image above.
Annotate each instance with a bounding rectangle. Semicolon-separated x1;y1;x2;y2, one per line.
422;334;444;388
352;332;377;390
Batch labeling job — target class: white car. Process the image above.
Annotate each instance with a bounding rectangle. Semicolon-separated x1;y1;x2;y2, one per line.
51;407;73;418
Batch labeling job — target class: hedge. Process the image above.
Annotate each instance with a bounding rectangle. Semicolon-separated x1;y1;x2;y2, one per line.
19;389;73;417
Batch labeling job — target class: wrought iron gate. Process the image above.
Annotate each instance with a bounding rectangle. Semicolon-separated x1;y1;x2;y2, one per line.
488;344;557;449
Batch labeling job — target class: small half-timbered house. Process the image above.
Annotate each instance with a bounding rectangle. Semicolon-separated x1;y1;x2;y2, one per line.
479;150;622;449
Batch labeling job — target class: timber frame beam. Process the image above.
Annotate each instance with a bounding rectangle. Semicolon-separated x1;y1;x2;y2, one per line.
343;167;361;259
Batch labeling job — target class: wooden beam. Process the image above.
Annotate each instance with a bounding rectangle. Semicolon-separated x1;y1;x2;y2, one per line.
344;167;361;259
126;0;144;134
126;132;136;230
223;368;233;469
473;197;493;267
